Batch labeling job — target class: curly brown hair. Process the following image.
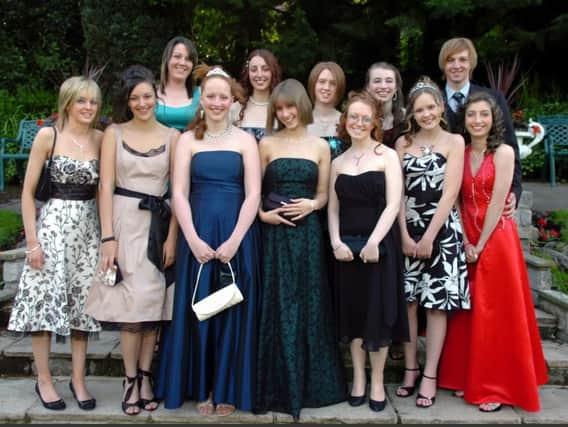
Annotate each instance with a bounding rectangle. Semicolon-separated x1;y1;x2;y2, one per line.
458;91;505;153
336;90;383;149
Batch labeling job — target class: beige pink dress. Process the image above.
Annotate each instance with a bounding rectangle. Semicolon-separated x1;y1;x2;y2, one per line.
86;125;174;328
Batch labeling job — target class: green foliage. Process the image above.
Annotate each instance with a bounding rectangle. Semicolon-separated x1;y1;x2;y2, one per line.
551;210;568;244
0;210;23;251
80;0;196;96
263;6;319;79
552;267;568;294
0;86;57;184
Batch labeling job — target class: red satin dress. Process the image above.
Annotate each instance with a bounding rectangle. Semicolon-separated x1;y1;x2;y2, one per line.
438;146;548;411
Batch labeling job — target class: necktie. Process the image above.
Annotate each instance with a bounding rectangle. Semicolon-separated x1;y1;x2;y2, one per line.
452;92;465;111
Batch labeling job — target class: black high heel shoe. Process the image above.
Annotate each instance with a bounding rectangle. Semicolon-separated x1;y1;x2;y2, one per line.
121;375;141;416
348;394;367;407
137;368;160;411
395;367;421;398
69;381;96;410
369;397;387;412
35;382;66;410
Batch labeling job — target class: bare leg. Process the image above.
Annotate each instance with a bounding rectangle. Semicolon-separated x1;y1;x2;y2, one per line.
369;347;388;402
416;309;446;407
350;339;367;397
32;331;61;402
138;329;159;410
120;330;141;415
396;302;421;396
70;330;93;401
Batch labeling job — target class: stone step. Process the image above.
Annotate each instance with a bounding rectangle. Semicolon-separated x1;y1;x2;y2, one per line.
536;307;558;340
2;328;568;388
1;377;567;424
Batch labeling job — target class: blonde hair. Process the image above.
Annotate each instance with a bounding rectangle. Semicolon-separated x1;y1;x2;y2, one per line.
438;37;478;79
266;79;313;134
57;76;102;130
307;62;346;106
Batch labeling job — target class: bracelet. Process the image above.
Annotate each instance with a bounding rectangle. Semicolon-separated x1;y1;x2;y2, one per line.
310;200;316;212
25;244;41;255
101;236;116;243
464;242;473;248
332;244;342;251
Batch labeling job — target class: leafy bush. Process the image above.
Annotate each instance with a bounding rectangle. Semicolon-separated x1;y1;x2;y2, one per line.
0;210;23;251
0;86;57;184
552;268;568;294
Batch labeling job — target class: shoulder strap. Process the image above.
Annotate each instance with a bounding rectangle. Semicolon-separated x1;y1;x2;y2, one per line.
47;126;57;167
191;263;206;308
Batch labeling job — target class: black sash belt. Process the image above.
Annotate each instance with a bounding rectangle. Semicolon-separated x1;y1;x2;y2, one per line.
51;183;97;200
114;186;175;286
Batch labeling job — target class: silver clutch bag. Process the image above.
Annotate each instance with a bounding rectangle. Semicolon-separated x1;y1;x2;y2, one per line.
97;266;118;287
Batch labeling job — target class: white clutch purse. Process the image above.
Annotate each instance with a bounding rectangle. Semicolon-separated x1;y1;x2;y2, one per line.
191;261;243;321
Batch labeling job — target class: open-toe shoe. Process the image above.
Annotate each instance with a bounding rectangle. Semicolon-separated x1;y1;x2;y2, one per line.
395;367;421;398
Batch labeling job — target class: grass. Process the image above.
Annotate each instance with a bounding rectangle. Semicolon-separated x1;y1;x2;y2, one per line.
0;210;23;251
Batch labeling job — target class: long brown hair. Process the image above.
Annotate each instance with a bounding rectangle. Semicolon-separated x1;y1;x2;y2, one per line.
237;49;282;124
402;76;447;145
159;36;198;97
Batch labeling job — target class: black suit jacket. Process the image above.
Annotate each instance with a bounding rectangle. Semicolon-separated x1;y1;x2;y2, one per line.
444;83;523;205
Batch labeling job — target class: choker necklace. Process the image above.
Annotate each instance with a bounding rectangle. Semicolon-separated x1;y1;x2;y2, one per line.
249;97;269;107
205;124;232;141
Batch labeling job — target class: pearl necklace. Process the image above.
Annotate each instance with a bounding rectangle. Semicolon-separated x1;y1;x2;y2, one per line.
205;124;232;141
249;97;269;107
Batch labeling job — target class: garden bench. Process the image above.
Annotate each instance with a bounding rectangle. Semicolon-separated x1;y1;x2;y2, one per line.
536;114;568;186
0;119;53;192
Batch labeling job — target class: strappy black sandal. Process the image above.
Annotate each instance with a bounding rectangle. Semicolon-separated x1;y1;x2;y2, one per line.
137;368;160;411
395;367;421;398
122;375;141;416
415;374;437;408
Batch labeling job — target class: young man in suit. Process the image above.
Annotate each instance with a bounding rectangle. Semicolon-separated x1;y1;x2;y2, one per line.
439;37;522;212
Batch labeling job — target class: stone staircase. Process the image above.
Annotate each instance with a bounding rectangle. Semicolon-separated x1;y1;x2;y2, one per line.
1;307;567;385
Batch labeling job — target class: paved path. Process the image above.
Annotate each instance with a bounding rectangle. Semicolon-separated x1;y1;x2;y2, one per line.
1;377;567;424
523;181;568;212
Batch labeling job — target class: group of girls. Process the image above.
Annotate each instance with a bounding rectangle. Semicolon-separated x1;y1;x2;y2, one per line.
7;34;546;420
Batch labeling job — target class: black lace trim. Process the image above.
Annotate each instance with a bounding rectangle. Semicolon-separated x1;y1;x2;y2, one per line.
122;140;166;158
99;320;164;333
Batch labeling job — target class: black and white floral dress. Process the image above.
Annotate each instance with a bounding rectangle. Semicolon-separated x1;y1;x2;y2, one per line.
8;156;101;337
401;152;470;311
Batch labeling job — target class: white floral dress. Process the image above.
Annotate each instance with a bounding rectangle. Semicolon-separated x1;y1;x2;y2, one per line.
8;156;101;337
402;152;470;310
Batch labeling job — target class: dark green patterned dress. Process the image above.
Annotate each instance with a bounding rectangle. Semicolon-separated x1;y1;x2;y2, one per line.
255;158;346;418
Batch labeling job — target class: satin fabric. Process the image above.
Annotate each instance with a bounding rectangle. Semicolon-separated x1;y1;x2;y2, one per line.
438;147;547;411
155;151;261;410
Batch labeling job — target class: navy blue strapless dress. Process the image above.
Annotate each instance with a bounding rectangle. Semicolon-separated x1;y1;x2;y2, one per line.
156;150;261;410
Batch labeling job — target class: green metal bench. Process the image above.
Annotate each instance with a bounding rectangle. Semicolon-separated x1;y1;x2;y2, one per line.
0;119;53;192
537;114;568;186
